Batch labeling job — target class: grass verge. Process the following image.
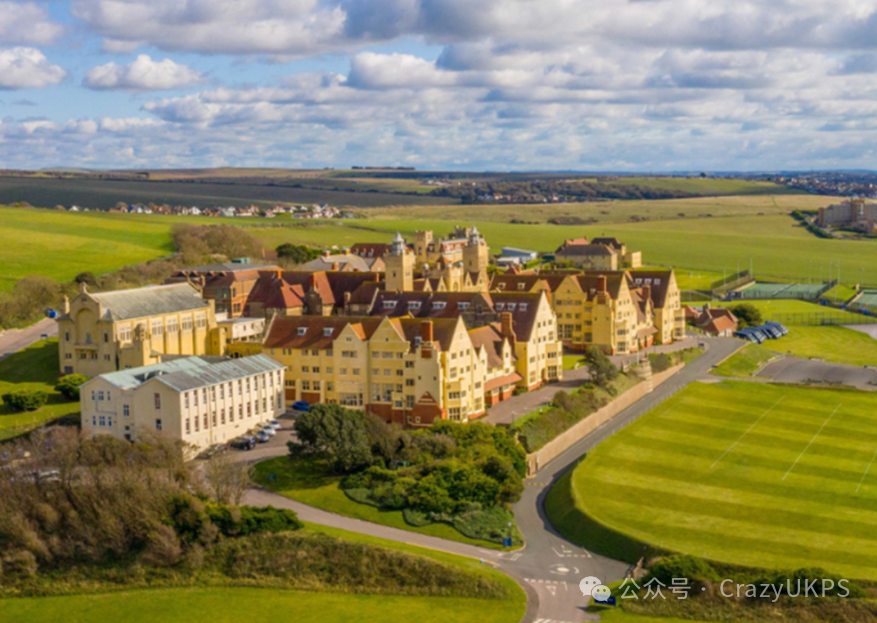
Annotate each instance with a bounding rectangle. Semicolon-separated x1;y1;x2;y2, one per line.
711;343;777;377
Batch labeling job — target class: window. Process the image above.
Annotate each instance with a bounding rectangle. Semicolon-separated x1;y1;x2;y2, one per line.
342;350;356;358
123;405;130;417
407;301;421;310
352;368;361;376
432;301;446;310
323;328;333;336
65;331;70;342
155;419;162;431
302;366;310;373
99;416;106;427
340;393;363;406
185;418;191;434
212;412;217;427
154;393;161;409
405;361;414;368
327;381;334;392
519;303;528;311
98;391;104;401
297;327;307;336
383;300;396;309
302;380;311;391
184;394;189;408
405;395;415;408
405;379;414;386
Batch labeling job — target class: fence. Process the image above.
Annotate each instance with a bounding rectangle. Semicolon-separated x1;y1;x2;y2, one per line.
711;270;753;297
766;311;877;326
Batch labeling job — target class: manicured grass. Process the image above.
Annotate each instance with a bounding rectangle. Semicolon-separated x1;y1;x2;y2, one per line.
711;343;778;378
825;284;860;303
0;338;78;440
0;586;524;623
563;354;585;370
768;325;877;367
738;299;866;323
668;269;725;292
553;381;877;579
252;456;512;550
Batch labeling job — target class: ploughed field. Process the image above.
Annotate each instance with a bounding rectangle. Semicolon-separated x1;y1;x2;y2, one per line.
560;381;877;579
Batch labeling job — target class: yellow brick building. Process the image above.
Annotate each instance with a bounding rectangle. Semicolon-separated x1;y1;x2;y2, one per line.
57;283;217;376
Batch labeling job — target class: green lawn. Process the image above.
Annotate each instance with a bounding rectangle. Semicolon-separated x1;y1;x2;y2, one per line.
711;343;778;378
825;284;860;303
738;299;867;324
252;457;513;550
550;381;877;579
0;587;524;623
767;325;877;367
563;354;586;370
0;338;78;440
0;207;177;292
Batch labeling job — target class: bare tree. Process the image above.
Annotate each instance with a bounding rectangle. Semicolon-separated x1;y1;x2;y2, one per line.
203;453;252;505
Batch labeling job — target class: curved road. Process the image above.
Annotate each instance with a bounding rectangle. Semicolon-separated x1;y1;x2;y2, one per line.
242;336;743;623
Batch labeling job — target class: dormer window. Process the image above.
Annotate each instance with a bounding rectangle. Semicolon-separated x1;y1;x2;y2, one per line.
655;278;661;285
508;303;517;311
496;303;505;311
517;283;525;290
433;302;447;310
497;283;506;290
459;302;470;310
519;303;528;311
414;336;422;346
323;328;333;336
635;278;642;284
297;327;307;336
383;300;396;309
408;301;422;310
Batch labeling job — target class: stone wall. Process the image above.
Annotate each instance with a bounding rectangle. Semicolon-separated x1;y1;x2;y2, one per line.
526;363;684;474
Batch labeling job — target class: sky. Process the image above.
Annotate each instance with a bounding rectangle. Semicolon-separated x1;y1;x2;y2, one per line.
3;0;877;171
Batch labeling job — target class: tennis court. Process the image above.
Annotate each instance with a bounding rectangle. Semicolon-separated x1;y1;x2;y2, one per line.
738;281;827;300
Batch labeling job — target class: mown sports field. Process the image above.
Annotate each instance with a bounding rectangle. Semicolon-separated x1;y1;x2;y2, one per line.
550;381;877;580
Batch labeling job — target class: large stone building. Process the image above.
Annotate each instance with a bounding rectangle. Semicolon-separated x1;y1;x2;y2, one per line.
492;267;683;355
817;198;877;232
164;262;278;318
57;283;218;377
264;314;522;427
80;355;285;452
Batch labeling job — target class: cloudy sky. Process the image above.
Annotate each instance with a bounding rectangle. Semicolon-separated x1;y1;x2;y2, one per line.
2;0;877;171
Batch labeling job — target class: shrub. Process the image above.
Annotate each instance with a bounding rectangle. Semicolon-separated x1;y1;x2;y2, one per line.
2;389;48;412
730;303;763;328
54;374;89;400
648;554;720;585
650;353;672;373
206;504;304;536
2;550;38;578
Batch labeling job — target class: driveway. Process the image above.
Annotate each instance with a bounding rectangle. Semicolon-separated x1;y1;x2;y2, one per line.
238;337;743;623
0;318;57;361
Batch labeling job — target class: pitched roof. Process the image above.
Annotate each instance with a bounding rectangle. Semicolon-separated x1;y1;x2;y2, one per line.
90;355;283;391
89;283;208;321
629;270;674;307
468;324;508;368
573;272;628;300
590;237;624;250
491;274;546;292
295;254;373;272
489;291;545;342
557;244;616;257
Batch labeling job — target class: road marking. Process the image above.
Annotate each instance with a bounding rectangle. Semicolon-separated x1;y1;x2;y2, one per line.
783;403;842;482
546;585;557;596
856;442;877;494
710;394;786;470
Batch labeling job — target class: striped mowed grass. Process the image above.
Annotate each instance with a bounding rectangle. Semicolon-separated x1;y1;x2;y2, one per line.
573;380;877;579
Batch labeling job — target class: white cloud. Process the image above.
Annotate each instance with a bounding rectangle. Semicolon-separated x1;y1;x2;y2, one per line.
0;2;64;46
0;47;66;89
84;55;205;92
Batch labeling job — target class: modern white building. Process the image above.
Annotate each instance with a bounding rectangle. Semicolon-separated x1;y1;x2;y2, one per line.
80;355;286;453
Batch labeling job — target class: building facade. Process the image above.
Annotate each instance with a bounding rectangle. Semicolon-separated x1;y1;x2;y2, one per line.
57;283;218;377
80;355;286;452
164;262;278;317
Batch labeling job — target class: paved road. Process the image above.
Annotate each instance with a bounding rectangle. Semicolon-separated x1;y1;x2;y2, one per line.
847;324;877;340
238;337;743;623
0;318;57;361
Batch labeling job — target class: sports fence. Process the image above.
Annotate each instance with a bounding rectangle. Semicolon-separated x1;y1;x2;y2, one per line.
766;311;877;326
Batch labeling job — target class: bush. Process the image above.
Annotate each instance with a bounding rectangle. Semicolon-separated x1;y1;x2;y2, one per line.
730;303;763;328
206;504;303;537
54;374;89;400
648;554;720;585
2;389;48;412
2;550;38;578
650;353;672;373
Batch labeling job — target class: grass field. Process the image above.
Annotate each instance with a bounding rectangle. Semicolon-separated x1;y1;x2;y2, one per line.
711;343;778;377
601;177;802;197
0;339;78;441
0;207;176;291
0;587;524;623
734;299;869;324
553;381;877;579
251;456;513;550
766;326;877;367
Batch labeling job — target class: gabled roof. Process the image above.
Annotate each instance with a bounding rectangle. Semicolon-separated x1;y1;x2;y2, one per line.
489;291;545;342
629;270;674;308
557;244;615;257
89;355;283;392
590;237;624;250
468;323;508;368
88;283;208;322
491;274;546;292
573;272;628;301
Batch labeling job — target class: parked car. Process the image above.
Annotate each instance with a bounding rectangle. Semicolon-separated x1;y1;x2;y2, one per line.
260;424;276;437
229;437;255;451
255;431;271;443
268;419;282;430
291;400;310;411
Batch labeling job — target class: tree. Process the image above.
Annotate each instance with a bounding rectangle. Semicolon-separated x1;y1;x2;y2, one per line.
204;453;252;505
2;389;48;412
54;374;89;401
730;303;763;328
74;272;98;287
276;243;320;265
583;346;618;391
289;404;378;474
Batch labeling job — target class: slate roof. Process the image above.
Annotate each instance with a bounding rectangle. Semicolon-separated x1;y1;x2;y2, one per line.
90;355;283;391
629;270;674;308
90;283;208;321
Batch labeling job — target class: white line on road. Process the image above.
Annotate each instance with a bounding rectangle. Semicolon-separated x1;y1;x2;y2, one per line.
782;403;842;482
710;394;786;470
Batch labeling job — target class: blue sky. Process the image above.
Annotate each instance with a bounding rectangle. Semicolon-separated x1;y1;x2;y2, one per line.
2;0;877;171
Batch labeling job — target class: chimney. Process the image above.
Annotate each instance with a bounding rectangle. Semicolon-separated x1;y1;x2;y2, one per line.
641;284;651;303
421;320;434;343
500;312;516;349
275;269;283;280
322;250;331;258
62;295;70;314
597;275;607;293
79;282;87;294
331;262;339;271
309;274;318;290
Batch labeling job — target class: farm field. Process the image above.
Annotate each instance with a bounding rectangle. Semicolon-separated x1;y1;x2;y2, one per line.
363;193;828;225
0;175;453;211
552;381;877;579
0;339;78;441
0;207;177;291
251;456;512;550
0;587;523;623
601;177;802;196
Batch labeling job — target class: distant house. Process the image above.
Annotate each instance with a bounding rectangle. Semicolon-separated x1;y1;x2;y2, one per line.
687;304;738;337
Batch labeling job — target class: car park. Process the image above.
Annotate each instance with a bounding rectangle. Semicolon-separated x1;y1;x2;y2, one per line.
260;424;276;437
255;431;271;443
291;400;310;411
268;419;282;430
